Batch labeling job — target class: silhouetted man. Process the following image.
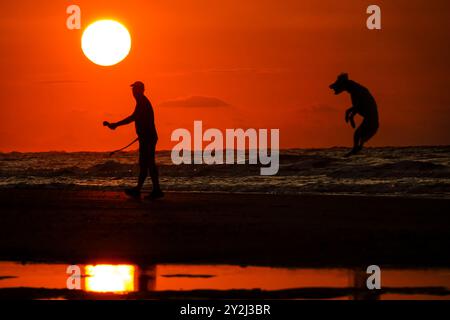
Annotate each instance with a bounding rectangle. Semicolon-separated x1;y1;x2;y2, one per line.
330;73;379;157
105;81;163;199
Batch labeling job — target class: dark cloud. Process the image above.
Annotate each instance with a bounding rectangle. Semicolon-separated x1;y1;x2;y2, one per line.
159;96;230;108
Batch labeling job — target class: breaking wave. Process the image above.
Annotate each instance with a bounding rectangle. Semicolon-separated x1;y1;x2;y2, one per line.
0;146;449;197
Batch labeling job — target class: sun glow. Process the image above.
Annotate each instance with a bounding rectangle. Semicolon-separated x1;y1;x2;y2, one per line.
85;264;135;293
81;20;131;66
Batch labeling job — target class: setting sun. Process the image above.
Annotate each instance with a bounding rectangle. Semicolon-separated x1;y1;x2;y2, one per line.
81;19;131;66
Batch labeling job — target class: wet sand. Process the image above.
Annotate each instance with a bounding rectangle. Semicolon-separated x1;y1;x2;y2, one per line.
0;189;449;267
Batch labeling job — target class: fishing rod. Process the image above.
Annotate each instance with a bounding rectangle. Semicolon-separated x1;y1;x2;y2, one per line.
103;121;139;156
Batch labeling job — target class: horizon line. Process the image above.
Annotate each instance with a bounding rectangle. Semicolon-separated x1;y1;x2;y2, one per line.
1;145;449;154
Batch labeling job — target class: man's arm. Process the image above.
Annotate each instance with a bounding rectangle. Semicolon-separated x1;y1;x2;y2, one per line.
106;113;135;130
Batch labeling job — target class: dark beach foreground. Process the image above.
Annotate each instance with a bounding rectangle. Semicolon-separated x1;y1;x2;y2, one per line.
0;189;449;268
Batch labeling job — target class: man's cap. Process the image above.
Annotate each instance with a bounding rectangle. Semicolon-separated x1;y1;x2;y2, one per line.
130;81;145;90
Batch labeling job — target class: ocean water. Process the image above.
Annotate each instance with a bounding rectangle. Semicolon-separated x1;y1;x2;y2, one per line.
0;147;449;198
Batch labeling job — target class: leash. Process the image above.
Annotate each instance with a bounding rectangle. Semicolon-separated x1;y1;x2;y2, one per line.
103;121;139;156
108;137;139;156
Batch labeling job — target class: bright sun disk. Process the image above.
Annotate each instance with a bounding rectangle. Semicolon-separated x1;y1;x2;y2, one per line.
81;19;131;66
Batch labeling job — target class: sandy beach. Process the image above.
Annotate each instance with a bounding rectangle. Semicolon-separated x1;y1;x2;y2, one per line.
1;189;449;268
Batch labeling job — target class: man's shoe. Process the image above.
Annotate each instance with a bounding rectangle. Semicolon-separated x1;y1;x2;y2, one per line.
145;190;164;200
124;188;141;199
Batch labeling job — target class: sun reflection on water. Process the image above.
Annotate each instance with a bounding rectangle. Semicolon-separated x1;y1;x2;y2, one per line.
85;265;135;293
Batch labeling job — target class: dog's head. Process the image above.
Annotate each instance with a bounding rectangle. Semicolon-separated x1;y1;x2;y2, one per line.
329;73;349;95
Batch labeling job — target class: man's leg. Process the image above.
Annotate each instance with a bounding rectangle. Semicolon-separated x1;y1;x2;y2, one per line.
148;143;161;192
146;141;164;199
137;141;149;190
125;141;147;198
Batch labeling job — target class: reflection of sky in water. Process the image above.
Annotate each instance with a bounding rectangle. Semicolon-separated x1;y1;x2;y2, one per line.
0;262;449;300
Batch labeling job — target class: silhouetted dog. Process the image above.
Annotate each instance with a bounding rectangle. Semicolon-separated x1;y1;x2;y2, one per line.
330;73;379;156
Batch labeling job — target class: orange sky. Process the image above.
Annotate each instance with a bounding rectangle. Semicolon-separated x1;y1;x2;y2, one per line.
0;0;449;152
